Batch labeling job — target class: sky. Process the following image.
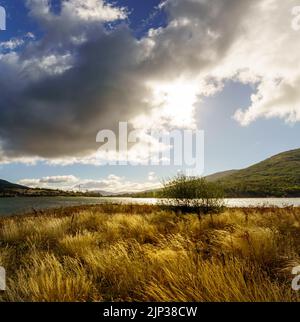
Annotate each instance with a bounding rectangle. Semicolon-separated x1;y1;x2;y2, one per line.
0;0;300;193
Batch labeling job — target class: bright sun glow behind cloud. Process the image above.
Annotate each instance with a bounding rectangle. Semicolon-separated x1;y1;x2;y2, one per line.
153;80;198;128
133;79;199;131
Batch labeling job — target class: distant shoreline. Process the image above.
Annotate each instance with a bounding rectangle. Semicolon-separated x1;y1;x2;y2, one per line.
2;194;300;198
1;197;300;218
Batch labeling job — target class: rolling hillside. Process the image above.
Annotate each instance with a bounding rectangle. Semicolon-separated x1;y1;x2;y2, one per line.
213;149;300;197
0;180;102;197
205;170;239;182
0;179;28;193
124;148;300;198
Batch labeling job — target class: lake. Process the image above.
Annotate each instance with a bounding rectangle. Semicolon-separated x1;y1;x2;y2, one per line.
1;197;300;217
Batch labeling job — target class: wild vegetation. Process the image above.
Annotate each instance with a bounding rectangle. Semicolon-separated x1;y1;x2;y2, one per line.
160;175;225;216
0;204;300;302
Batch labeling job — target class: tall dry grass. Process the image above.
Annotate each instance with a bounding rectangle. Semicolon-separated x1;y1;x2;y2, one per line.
0;204;300;302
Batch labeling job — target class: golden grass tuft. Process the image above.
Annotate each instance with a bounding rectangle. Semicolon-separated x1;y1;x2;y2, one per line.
5;252;96;302
0;204;300;302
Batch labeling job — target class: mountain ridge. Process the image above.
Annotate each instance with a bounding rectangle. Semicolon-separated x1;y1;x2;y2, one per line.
117;148;300;198
0;179;28;191
211;148;300;197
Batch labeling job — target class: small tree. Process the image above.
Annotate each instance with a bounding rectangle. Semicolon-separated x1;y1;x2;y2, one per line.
160;174;225;217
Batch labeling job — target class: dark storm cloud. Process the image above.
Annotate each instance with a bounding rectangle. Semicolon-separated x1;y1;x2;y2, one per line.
0;28;151;159
0;0;255;162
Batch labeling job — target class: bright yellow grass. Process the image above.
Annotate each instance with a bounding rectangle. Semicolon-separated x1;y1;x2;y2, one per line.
0;205;300;302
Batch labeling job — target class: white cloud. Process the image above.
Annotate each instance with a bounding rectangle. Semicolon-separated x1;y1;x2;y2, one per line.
0;39;24;50
19;175;79;188
39;175;78;184
234;77;300;125
74;176;161;193
148;172;157;182
26;0;127;32
26;32;35;39
18;174;161;193
215;0;300;125
61;0;127;23
18;179;40;187
0;32;36;52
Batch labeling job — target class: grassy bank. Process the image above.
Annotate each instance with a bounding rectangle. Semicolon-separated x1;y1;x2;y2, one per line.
0;204;300;302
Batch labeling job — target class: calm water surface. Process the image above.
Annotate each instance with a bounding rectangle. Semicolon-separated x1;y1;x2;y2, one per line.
1;197;300;217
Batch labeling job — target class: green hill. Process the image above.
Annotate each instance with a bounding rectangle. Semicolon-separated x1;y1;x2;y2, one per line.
0;179;28;192
0;179;103;197
125;148;300;198
214;149;300;197
205;170;239;182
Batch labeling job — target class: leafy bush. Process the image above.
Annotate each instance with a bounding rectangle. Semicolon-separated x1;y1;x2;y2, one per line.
160;174;225;215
